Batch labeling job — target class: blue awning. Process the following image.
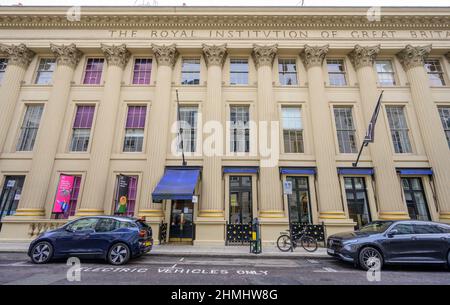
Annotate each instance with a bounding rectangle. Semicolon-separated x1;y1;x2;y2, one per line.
152;168;200;201
396;168;433;176
338;167;374;175
279;167;316;175
223;167;259;174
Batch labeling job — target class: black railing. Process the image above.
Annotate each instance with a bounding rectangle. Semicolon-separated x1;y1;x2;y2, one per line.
225;222;252;246
159;222;168;244
289;222;326;242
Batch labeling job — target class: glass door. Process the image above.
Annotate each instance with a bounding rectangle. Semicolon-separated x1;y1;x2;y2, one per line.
229;176;252;224
401;177;431;221
169;200;194;242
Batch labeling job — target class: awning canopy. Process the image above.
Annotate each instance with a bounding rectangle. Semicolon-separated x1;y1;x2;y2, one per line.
279;167;316;175
396;168;433;176
338;167;374;176
152;168;200;201
223;167;259;174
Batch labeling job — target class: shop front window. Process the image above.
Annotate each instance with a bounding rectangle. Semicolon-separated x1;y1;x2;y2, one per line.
113;175;138;217
229;176;252;224
0;176;25;224
286;176;312;224
401;177;431;221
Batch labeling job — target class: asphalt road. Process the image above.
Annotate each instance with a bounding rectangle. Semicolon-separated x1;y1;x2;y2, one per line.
0;252;448;285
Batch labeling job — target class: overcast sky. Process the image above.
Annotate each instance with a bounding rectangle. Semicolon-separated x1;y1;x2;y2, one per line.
0;0;449;7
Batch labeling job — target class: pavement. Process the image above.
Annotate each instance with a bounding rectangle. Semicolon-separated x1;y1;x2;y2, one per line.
0;241;328;258
0;252;449;285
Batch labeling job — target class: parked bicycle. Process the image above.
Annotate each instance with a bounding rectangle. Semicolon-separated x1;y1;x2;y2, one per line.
277;227;318;252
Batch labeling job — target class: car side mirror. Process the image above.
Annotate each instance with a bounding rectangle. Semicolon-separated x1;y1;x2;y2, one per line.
387;229;398;238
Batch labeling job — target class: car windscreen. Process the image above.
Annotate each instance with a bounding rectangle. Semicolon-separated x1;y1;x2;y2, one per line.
358;221;393;233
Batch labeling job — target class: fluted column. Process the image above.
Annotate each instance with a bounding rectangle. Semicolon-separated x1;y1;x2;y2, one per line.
348;45;408;220
199;44;227;218
0;44;35;153
77;44;130;216
300;45;346;221
252;44;284;218
397;45;450;222
16;44;83;218
138;44;178;219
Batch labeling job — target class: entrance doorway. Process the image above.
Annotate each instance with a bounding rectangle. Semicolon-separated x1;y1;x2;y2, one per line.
169;200;194;242
0;176;25;230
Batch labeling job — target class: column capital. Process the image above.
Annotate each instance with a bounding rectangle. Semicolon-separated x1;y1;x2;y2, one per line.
100;43;131;69
151;43;179;68
300;44;329;69
0;43;35;69
50;43;83;69
348;44;380;70
251;44;278;68
396;44;432;71
202;44;227;68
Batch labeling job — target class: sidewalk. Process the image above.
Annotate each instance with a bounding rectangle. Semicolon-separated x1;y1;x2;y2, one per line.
0;241;328;258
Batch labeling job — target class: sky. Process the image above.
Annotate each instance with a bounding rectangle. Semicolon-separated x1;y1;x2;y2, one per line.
0;0;449;7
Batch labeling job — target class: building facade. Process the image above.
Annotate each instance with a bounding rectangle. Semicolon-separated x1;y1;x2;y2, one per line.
0;6;449;245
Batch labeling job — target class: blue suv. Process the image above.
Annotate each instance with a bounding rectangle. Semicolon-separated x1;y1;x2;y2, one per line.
28;216;153;265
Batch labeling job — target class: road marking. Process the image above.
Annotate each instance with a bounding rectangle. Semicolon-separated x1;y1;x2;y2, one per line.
307;259;319;264
179;257;184;262
171;263;178;268
0;261;37;267
4;273;67;285
323;267;338;272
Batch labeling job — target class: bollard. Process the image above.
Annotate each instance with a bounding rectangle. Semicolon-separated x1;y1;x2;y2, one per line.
250;217;262;254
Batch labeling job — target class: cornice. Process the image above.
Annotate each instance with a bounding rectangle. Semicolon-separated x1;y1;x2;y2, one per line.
1;13;450;29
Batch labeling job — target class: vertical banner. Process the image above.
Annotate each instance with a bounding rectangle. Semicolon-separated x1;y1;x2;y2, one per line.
52;174;75;214
116;175;130;214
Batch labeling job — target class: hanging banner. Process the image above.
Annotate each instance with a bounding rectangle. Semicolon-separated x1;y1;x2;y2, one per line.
115;175;130;214
52;175;75;214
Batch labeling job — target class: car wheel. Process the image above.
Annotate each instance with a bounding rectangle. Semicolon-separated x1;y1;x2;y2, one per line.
358;247;383;271
30;241;53;264
107;243;130;265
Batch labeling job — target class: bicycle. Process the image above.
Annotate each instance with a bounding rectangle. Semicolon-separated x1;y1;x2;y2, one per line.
277;227;318;252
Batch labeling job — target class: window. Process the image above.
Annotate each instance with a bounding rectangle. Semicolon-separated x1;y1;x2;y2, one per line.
70;105;95;152
35;58;56;85
278;59;298;85
327;59;347;86
230;59;248;85
0;176;25;220
438;106;450;148
386;106;412;153
282;107;304;153
83;58;104;85
114;176;138;217
67;176;81;217
375;60;396;86
132;58;152;85
123;106;147;152
344;177;371;229
66;218;99;232
424;59;446;86
334;107;357;153
286;177;311;224
413;224;442;234
392;223;414;235
16;105;44;151
230;106;250;153
178;106;198;153
229;176;252;224
401;178;431;221
0;58;8;84
95;218;120;232
181;58;200;85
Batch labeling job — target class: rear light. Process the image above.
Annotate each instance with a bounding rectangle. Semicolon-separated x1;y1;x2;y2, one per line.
139;229;146;238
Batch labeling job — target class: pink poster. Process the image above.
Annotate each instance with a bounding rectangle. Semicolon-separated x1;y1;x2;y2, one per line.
52;175;75;214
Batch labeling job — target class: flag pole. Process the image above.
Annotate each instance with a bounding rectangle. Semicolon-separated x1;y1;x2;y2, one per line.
352;90;384;168
176;89;187;166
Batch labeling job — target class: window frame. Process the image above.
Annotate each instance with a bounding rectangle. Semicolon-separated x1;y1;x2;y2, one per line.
34;57;56;85
16;104;44;152
180;57;201;86
437;105;450;149
343;176;371;229
400;177;431;221
82;57;105;85
131;57;152;85
333;106;358;154
69;105;96;153
123;105;147;153
375;59;397;87
177;104;199;154
278;58;298;86
281;106;304;154
0;58;8;85
385;105;413;154
326;58;348;87
229;58;249;86
424;59;446;87
229;105;250;153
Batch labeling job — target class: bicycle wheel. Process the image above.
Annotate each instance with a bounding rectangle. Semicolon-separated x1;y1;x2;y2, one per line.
300;236;318;252
277;234;293;252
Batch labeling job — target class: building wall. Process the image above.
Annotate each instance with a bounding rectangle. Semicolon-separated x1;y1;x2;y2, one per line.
0;6;449;244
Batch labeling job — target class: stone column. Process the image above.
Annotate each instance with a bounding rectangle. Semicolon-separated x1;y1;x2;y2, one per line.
0;44;35;153
15;44;83;218
397;45;450;223
348;45;408;220
252;44;284;219
77;44;130;216
138;44;178;219
199;44;227;218
300;45;347;223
